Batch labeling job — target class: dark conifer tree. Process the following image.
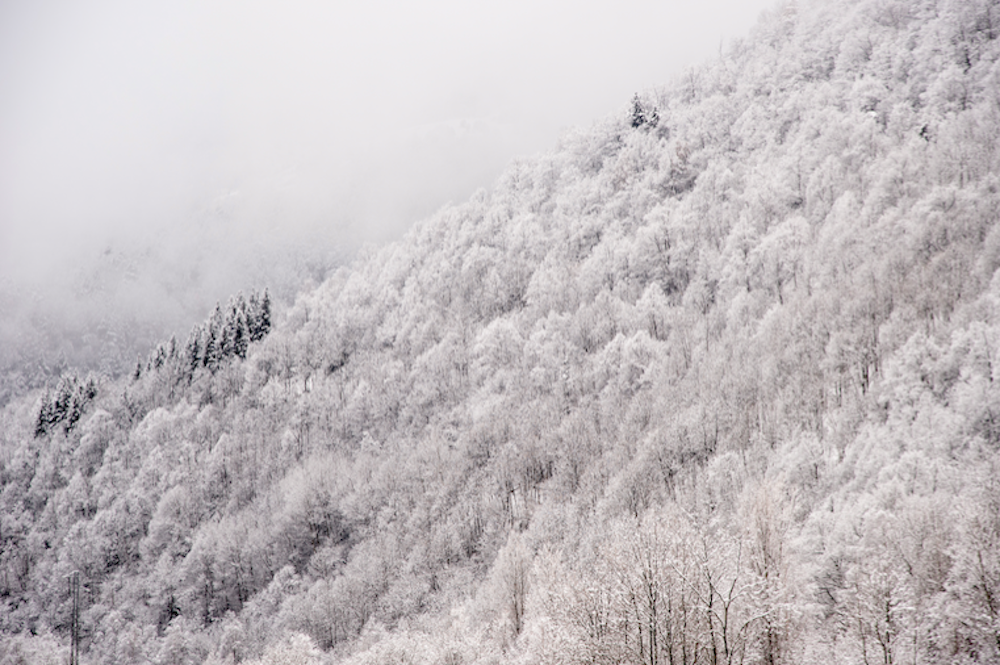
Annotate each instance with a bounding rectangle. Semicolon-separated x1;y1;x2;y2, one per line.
203;305;225;370
258;289;272;339
631;93;646;128
647;105;660;128
153;344;166;370
83;376;97;401
64;392;82;434
247;292;260;339
201;325;216;370
54;376;75;418
234;308;249;360
630;93;659;129
185;326;203;382
246;289;272;343
220;305;236;362
235;292;248;320
35;390;54;437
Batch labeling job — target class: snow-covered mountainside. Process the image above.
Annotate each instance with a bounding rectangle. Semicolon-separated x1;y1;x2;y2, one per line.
3;0;1000;663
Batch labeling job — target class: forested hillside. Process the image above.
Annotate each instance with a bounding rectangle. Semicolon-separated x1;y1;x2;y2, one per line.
3;0;1000;663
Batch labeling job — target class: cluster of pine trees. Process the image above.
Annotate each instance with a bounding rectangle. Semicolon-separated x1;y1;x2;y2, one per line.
131;290;272;384
33;375;98;438
630;93;661;130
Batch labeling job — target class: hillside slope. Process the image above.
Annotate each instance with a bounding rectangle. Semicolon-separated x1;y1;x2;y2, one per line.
3;0;1000;663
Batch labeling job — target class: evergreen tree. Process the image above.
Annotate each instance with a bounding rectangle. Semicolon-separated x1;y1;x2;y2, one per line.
259;289;271;338
152;344;166;370
82;376;97;402
203;305;224;370
64;391;83;433
247;289;272;343
235;292;248;320
34;389;54;437
247;292;260;341
220;305;236;362
54;376;75;418
185;326;203;381
630;93;659;129
233;308;249;360
201;324;216;370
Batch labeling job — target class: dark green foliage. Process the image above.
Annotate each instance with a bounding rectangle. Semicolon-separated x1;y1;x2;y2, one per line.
233;309;249;360
185;326;202;381
222;294;251;361
247;289;272;343
152;344;167;370
188;289;273;371
34;390;55;437
631;93;660;129
34;374;99;437
126;288;276;387
203;304;224;370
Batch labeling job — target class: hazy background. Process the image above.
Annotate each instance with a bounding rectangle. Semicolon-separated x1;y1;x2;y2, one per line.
0;0;775;384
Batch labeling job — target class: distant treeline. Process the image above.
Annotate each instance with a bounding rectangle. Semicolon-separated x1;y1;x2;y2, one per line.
132;288;271;383
35;289;271;437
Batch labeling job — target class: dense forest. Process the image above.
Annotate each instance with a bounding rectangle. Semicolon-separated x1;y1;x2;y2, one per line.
3;0;1000;663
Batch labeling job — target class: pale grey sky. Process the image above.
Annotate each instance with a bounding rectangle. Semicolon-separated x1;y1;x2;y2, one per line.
0;1;777;281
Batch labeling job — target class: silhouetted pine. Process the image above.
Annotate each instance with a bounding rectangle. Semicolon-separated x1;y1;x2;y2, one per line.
34;389;55;437
33;374;99;437
202;307;223;370
630;93;659;129
184;326;202;382
233;308;249;360
248;289;272;343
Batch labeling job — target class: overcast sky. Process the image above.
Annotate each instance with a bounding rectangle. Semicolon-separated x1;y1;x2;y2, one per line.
1;0;776;291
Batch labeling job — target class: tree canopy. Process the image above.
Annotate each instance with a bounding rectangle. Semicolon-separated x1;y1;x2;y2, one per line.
2;1;1000;663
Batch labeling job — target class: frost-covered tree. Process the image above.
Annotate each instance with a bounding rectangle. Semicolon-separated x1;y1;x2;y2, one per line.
4;1;1000;663
631;93;660;130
